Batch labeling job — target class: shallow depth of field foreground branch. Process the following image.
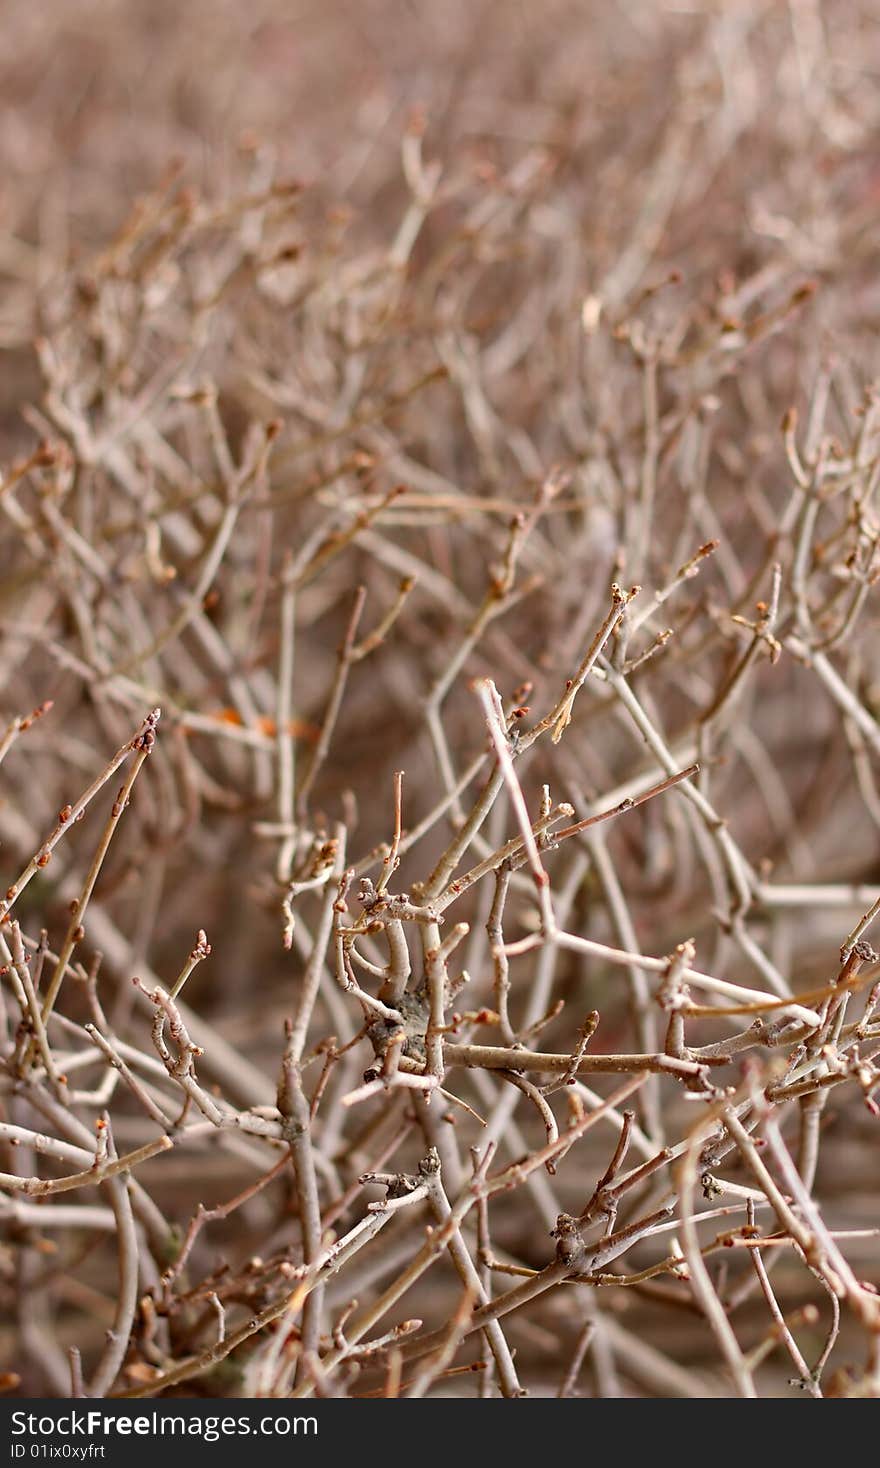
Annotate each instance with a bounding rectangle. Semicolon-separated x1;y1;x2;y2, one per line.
2;0;880;1401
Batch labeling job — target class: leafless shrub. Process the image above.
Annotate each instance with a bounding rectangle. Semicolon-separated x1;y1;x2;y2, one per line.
1;0;880;1401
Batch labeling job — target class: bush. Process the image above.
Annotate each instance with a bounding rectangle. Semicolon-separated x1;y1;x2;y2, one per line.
1;0;879;1400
